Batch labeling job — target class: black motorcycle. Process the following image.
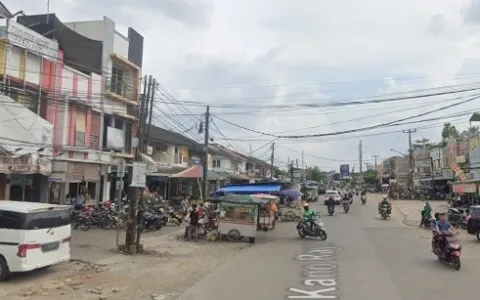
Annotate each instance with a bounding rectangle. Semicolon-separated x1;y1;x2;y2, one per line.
327;205;335;216
420;214;435;229
343;202;350;213
139;211;163;231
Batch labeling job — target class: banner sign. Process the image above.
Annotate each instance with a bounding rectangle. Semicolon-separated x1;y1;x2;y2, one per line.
340;164;349;176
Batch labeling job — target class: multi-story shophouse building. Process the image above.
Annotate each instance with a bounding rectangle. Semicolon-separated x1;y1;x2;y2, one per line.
0;16;57;202
17;13;144;204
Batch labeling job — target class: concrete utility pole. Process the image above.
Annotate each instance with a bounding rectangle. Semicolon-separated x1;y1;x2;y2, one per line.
403;129;417;194
290;161;294;184
372;155;379;170
301;150;304;169
202;106;210;201
145;76;156;146
270;143;275;179
359;140;363;174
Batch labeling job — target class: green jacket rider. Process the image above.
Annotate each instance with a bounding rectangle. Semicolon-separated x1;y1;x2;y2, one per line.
303;204;315;221
378;196;391;214
422;202;432;217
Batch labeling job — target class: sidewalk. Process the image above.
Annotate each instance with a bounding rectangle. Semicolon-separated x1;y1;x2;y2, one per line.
393;200;449;227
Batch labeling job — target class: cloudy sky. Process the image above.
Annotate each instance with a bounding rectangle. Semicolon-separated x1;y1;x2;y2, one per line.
7;0;480;172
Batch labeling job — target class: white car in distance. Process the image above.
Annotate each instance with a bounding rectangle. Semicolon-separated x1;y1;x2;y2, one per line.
324;190;341;205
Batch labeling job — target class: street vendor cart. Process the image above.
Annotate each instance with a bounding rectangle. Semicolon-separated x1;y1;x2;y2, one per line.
217;195;260;243
251;193;278;231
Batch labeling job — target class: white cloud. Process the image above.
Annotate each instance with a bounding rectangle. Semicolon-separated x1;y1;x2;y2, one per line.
5;0;480;170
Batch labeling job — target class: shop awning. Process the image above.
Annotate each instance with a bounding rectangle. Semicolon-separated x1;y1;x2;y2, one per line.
169;166;227;180
213;170;250;180
216;183;282;195
0;95;53;155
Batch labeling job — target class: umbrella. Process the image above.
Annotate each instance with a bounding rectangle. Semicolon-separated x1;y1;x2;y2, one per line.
281;189;302;198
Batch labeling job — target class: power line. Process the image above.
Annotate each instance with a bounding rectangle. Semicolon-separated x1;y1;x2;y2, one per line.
213;94;480;139
170;71;480;90
146;82;480;108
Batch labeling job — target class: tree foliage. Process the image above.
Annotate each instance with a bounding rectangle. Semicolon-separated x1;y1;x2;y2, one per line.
412;137;434;150
310;166;326;182
363;169;377;185
441;122;459;140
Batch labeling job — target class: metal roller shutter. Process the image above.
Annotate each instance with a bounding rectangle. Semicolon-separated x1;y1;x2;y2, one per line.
83;163;101;182
65;162;84;182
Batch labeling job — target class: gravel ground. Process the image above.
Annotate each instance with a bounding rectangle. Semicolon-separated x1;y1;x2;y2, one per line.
0;233;248;300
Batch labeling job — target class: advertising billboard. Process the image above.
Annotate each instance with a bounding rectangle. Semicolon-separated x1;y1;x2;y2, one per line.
340;164;350;176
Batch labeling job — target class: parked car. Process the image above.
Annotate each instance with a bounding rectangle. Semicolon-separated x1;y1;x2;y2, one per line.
0;201;71;280
466;205;480;241
323;190;341;205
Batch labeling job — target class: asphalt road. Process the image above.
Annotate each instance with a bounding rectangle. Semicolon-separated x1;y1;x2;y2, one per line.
175;194;480;300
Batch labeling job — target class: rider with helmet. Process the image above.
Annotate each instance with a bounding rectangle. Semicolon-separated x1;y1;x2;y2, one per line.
303;204;316;231
378;196;392;215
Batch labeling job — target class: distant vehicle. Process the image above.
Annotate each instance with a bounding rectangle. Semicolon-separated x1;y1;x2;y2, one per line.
0;201;71;280
466;205;480;241
324;190;341;205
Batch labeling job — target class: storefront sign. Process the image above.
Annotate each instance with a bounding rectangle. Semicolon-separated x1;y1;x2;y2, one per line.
7;20;58;60
0;155;51;175
130;162;147;187
452;183;476;194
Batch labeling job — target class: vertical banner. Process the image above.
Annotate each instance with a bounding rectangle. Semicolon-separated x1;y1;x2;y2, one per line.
340;164;350;177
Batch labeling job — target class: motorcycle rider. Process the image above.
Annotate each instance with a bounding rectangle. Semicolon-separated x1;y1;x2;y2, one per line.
420;201;432;227
341;193;351;209
303;204;316;231
378;196;392;215
326;194;336;212
433;212;455;253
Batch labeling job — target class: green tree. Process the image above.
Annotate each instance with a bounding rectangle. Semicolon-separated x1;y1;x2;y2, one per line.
412;138;434;150
309;166;326;182
363;169;377;185
441;122;459;140
274;167;286;177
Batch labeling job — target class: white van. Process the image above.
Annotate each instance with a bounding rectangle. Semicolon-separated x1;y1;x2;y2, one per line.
0;201;71;280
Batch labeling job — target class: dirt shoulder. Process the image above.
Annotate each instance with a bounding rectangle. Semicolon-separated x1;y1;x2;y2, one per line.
1;233;248;300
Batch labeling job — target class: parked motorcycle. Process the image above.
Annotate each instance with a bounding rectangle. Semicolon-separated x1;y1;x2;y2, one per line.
361;195;366;204
166;208;182;226
432;231;461;270
380;204;390;220
139;211;163;231
296;216;327;240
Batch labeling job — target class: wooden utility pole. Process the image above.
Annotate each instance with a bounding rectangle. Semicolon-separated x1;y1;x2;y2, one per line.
123;75;152;253
135;75;154;249
202;106;210;201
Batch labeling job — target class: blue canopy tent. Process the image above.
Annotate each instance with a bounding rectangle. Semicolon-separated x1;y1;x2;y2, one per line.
215;183;283;198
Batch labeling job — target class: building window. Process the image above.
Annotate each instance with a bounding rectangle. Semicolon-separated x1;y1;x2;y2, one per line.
174;147;182;164
75;131;85;146
111;67;124;96
75;107;86;146
212;160;221;168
